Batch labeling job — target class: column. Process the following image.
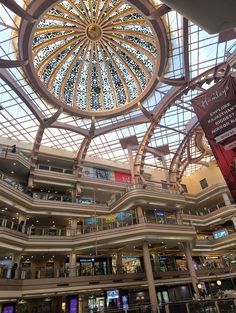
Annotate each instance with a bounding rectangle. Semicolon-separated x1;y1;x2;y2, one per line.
69;252;77;277
175;210;183;225
143;241;159;313
136;206;144;224
222;192;231;206
116;251;123;274
127;145;135;184
232;217;236;231
184;242;199;296
70;219;78;236
152;253;159;273
81;295;89;313
18;214;27;233
12;253;21;279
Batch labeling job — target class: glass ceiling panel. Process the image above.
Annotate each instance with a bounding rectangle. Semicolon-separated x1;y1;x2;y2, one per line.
42;128;85;152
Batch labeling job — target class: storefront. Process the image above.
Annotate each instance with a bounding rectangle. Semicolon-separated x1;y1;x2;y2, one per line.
112;256;143;274
203;256;224;269
158;256;177;272
88;295;105;312
77;257;110;276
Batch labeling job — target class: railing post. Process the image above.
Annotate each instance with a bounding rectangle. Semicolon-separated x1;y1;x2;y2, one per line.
214;301;220;313
165;303;170;313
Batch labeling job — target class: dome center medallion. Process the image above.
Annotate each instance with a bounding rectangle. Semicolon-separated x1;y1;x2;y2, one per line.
86;24;102;41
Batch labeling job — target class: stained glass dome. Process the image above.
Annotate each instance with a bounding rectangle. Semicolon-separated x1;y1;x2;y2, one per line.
30;0;163;116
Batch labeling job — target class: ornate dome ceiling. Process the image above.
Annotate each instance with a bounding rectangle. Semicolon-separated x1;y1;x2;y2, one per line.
27;0;165;116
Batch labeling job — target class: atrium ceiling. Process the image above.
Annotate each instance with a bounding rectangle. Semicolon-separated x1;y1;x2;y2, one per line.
0;0;235;182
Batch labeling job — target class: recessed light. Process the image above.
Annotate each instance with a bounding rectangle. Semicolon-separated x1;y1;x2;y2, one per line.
1;209;4;212
4;208;7;210
13;163;16;166
11;171;14;174
47;159;50;162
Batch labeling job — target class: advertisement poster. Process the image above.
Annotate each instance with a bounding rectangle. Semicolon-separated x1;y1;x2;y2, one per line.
93;167;110;180
82;166;93;178
191;75;236;201
114;171;131;183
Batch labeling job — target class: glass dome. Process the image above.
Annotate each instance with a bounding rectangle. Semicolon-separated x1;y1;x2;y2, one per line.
31;0;161;115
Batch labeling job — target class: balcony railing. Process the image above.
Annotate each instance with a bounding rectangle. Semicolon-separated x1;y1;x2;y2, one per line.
0;264;235;280
0;214;187;237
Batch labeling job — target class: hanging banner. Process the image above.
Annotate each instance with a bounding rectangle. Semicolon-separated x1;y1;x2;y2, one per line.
191;75;236;201
114;171;131;183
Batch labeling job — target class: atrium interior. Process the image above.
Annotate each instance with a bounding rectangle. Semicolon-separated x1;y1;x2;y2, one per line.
0;0;236;313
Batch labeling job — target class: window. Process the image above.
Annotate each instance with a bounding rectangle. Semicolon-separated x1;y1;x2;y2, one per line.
181;184;188;193
200;178;208;189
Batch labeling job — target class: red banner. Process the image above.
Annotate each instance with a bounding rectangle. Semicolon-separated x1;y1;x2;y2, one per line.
191;75;236;202
114;171;131;184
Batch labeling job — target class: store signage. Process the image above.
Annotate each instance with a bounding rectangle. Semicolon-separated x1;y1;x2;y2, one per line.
191;75;236;202
114;171;131;183
79;258;95;262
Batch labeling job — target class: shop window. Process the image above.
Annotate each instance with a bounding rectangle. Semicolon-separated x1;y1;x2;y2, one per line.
200;178;208;189
181;184;188;193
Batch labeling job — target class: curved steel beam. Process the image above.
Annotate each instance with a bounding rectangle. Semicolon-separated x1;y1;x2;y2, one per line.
195;129;213;156
0;59;28;68
183;17;190;81
89;116;96;137
134;86;184;185
49;121;89;138
134;62;230;188
74;137;92;199
44;107;63;127
147;4;171;20
168;64;230;186
28;124;45;188
94;114;149;138
158;76;187;86
0;0;35;22
138;102;154;122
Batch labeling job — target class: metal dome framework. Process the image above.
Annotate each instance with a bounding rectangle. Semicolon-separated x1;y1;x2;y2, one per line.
19;0;168;117
31;0;160;114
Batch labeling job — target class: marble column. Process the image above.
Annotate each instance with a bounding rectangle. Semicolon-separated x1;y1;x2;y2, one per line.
143;241;159;313
69;252;77;277
184;242;199;296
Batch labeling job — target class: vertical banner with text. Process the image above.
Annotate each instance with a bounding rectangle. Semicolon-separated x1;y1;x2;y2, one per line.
191;75;236;202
